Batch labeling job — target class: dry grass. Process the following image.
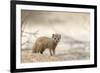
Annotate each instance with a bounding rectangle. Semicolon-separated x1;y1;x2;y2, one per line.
21;48;90;63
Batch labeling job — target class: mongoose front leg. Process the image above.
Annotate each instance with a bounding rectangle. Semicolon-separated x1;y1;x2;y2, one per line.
49;49;52;56
53;48;55;55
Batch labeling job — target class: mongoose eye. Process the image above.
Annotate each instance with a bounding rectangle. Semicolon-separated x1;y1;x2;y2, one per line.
54;38;57;40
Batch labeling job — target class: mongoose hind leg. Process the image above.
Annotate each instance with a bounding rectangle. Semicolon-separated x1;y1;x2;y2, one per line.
39;47;45;54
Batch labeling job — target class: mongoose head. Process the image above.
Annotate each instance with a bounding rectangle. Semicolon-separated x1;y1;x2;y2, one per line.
52;34;61;43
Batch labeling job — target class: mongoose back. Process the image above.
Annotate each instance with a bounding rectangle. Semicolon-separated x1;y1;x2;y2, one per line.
32;34;61;56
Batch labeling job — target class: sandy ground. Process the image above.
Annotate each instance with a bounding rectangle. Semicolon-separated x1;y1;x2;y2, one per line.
21;48;90;63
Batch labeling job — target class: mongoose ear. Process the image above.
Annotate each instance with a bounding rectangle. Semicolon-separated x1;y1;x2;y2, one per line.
52;34;55;38
58;34;61;39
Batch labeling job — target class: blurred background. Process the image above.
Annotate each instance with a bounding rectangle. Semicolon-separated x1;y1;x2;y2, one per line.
21;10;90;51
21;10;90;62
